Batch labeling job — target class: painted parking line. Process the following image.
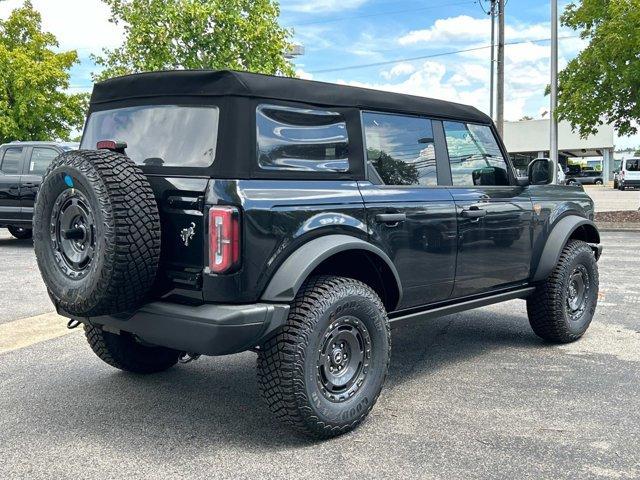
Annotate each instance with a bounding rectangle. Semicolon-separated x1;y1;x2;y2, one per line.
0;312;77;354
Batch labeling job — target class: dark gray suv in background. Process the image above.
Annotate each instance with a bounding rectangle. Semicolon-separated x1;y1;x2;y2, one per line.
0;141;76;239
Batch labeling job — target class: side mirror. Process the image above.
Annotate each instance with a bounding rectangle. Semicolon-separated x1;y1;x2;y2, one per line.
528;158;554;185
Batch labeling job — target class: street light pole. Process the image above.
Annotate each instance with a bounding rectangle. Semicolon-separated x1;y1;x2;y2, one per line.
550;0;559;183
496;0;505;137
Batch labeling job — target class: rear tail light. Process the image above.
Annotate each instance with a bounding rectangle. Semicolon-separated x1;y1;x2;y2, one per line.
620;170;625;179
208;206;240;274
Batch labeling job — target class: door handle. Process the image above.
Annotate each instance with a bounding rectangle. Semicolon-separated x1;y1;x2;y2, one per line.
375;213;406;225
461;206;487;218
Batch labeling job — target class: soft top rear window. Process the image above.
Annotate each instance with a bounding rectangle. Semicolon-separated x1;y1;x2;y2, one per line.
81;105;219;168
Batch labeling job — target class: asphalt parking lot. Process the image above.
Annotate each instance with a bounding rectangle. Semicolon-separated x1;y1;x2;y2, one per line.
0;229;639;479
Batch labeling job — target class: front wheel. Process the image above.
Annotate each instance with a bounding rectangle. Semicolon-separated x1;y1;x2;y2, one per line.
594;179;603;185
526;240;599;343
257;276;390;438
8;226;32;240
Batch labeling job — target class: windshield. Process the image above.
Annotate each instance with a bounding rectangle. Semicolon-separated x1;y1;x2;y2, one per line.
81;105;219;168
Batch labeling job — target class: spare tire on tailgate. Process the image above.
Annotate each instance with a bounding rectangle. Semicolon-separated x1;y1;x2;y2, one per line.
33;149;161;317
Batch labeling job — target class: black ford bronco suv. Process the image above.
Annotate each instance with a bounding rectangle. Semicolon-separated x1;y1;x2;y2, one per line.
32;70;602;438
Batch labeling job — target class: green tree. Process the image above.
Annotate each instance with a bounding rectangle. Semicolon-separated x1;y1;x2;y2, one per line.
368;149;420;186
556;0;640;137
0;1;87;143
93;0;295;81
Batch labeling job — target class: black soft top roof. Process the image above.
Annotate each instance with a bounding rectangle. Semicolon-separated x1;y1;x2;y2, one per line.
90;70;491;124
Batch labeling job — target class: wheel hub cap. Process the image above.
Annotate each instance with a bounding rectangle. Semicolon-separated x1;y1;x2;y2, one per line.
50;189;96;279
566;265;589;320
316;316;372;403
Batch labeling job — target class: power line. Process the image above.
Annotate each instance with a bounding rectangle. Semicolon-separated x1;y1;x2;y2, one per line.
286;1;476;27
308;35;580;74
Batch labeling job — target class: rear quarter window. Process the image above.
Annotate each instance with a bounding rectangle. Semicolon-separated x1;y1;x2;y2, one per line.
256;104;349;173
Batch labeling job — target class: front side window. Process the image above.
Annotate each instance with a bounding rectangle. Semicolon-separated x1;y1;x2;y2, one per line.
256;104;349;172
81;105;219;168
363;112;437;186
444;121;510;186
30;147;59;175
1;147;22;175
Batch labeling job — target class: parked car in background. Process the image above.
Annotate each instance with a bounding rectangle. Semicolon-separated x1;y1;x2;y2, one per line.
565;166;604;186
0;141;76;239
617;158;640;190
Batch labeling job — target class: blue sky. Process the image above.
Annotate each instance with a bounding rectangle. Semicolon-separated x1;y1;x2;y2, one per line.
0;0;637;148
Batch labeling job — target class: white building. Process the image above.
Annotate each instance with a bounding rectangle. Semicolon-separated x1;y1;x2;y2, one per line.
502;119;615;179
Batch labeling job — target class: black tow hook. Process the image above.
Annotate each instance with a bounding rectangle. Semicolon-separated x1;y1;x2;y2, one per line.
67;319;81;329
179;352;201;364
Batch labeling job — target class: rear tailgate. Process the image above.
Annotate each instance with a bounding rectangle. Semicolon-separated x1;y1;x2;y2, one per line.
146;176;208;293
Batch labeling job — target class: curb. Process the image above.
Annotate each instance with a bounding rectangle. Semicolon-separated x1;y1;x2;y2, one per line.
596;223;640;232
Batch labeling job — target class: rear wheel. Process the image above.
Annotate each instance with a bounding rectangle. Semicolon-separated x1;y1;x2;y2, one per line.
84;325;180;374
7;226;32;240
257;276;390;438
527;240;598;343
594;179;603;185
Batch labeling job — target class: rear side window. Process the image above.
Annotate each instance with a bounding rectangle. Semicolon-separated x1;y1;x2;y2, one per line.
1;147;22;174
362;112;437;186
256;104;349;172
81;105;219;168
626;159;639;171
30;147;59;175
444;121;510;186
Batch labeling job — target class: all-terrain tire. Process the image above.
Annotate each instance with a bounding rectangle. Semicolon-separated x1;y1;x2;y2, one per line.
257;276;391;438
527;240;599;343
7;226;32;240
84;325;180;374
33;150;161;317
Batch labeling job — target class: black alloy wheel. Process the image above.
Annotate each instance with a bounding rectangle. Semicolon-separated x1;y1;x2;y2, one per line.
316;316;372;403
50;188;96;279
566;264;590;322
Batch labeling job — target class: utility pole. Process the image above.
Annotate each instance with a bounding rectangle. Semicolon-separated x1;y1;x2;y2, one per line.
496;0;505;137
550;0;559;183
489;0;496;120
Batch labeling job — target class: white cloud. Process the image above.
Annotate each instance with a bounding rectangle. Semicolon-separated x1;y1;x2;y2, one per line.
398;15;550;46
381;62;416;80
0;0;122;53
296;68;314;80
282;0;368;13
339;61;490;113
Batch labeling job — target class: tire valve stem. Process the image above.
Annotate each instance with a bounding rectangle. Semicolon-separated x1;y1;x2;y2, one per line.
179;353;201;364
67;319;81;330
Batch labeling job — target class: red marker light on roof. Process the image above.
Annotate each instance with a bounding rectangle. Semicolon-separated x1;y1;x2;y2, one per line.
96;140;127;153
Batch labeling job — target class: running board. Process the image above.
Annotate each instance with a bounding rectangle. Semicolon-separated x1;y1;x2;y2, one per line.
389;287;536;326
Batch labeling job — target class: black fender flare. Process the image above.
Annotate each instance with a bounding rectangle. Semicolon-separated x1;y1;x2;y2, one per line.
533;216;601;282
261;234;403;306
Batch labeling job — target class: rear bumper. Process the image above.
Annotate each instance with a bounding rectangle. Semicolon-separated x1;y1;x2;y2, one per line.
621;179;640;186
63;302;290;356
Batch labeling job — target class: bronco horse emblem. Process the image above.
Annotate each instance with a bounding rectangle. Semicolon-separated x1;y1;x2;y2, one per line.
180;222;196;247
